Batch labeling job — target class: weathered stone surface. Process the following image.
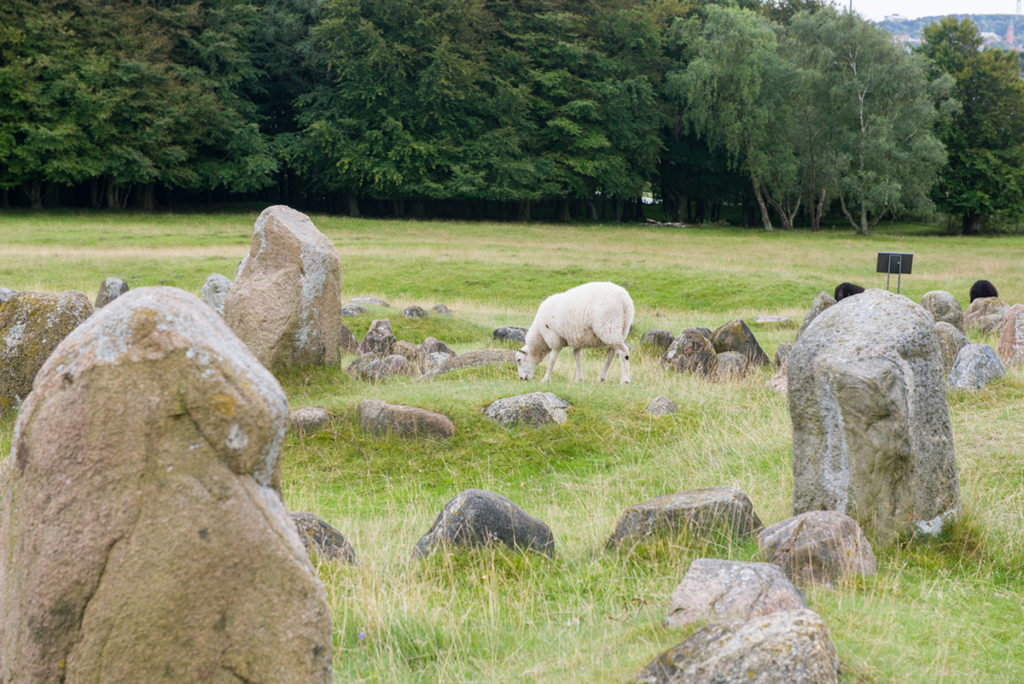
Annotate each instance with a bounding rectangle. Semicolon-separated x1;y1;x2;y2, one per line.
341;303;366;317
493;326;528;343
935;321;968;376
607;486;761;546
788;289;960;544
662;329;718;377
0;290;93;413
796;291;836;340
402;305;428;318
644;396;679;417
483;392;570;426
432;303;452;316
636;609;838;684
425;349;516;378
351;296;389;307
692;326;712;339
710;318;770;367
200;273;231;315
0;287;331;683
339;322;359;353
964;296;1008;334
665;559;805;630
412;489;555;558
346;353;415;382
224;205;343;372
921;290;964;332
949;344;1005;390
756;510;876;587
357;399;455;439
393;340;426;371
640;329;675;352
290;406;331;435
0;288;15;305
94;277;129;308
290;512;356;564
357;319;396;356
775;341;793;369
996;303;1024;365
713;351;748;381
765;372;788;394
421;336;455;357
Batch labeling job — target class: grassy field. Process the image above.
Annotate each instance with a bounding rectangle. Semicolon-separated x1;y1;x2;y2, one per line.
1;209;1022;682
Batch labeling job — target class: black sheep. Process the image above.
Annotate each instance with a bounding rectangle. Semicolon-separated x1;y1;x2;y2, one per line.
969;279;998;302
834;282;865;301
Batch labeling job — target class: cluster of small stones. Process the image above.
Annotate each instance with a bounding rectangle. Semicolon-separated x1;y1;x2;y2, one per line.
658;318;771;383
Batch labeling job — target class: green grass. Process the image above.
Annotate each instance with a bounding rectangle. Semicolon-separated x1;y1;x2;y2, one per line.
1;209;1022;682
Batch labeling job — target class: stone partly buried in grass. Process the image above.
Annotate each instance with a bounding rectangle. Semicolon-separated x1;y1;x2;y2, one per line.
0;286;332;683
606;486;762;547
483;391;571;426
357;399;455;439
756;510;877;587
290;512;357;565
0;290;93;413
412;489;555;559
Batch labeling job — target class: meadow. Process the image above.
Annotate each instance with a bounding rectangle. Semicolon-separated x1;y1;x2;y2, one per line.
1;209;1022;682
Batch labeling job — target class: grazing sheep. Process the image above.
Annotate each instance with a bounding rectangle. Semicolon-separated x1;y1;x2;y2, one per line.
834;282;865;301
969;279;998;302
516;282;634;384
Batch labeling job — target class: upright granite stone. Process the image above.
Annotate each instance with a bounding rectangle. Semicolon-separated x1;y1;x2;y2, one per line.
948;344;1005;390
996;303;1024;365
200;273;232;315
412;489;555;558
224;205;343;372
661;329;718;377
964;296;1008;334
0;290;93;412
796;291;836;340
94;277;129;308
0;287;331;683
710;318;770;367
934;321;968;376
788;289;960;543
921;290;964;332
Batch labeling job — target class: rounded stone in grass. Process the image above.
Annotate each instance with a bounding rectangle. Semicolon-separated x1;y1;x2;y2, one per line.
94;277;129;308
756;510;876;587
290;512;356;565
607;486;761;547
357;399;455;439
483;391;571;426
948;344;1005;391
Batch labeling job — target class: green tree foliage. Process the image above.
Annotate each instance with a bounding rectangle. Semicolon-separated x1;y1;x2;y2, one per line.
919;17;1024;233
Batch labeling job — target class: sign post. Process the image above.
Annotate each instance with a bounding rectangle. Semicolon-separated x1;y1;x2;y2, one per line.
875;252;913;293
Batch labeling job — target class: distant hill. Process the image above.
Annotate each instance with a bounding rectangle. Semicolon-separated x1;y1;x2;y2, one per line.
877;14;1018;42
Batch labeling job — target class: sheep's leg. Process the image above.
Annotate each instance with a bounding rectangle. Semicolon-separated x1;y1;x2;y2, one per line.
598;348;615;382
542;348;561;382
616;343;631;384
573;348;584;382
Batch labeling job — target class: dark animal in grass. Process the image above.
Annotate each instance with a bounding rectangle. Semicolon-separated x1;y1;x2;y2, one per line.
834;282;865;301
969;280;998;302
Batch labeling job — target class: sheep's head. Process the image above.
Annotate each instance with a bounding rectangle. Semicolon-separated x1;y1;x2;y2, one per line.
515;347;538;380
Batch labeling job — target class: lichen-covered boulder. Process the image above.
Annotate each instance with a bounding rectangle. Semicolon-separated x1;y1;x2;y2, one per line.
710;318;769;367
756;510;876;586
935;321;968;376
713;351;748;381
636;609;838;684
224;205;343;372
402;305;428;319
964;296;1008;334
290;406;331;435
492;326;528;344
339;322;359;353
483;392;571;426
94;277;128;308
996;303;1024;365
0;288;15;305
661;329;718;377
774;341;793;370
392;340;426;372
0;290;93;412
200;273;231;315
357;318;396;356
412;489;555;558
346;353;415;382
665;559;805;630
640;329;675;352
290;512;356;564
949;344;1005;391
788;289;960;543
607;486;761;547
357;399;455;439
921;290;964;332
796;291;836;339
644;396;678;417
0;287;331;683
342;302;366;317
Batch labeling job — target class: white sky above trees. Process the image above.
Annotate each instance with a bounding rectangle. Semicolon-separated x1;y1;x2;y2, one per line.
836;0;1021;21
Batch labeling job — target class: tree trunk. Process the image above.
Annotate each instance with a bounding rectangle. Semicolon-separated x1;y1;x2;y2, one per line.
346;192;360;217
411;198;425;218
962;213;982;234
557;198;571;222
859;205;870;236
516;200;531;222
24;179;44;209
750;178;773;231
810;188;826;231
586;199;598;221
142;183;155;211
1;188;7;209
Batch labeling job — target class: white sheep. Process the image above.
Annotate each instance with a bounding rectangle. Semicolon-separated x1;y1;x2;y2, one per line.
515;282;634;384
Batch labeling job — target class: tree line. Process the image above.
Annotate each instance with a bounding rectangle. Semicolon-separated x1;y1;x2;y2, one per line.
2;0;1023;233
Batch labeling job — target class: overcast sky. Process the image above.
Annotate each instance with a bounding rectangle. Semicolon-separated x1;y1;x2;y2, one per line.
835;0;1020;21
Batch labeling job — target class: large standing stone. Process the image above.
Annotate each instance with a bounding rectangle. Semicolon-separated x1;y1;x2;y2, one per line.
412;489;555;558
661;329;718;377
949;344;1005;390
934;321;968;376
996;303;1024;365
636;609;838;684
796;291;836;340
710;318;770;367
94;277;129;308
964;296;1008;334
756;510;876;586
0;290;93;412
0;287;331;683
201;273;232;316
788;289;959;544
921;290;964;332
607;486;761;547
665;559;805;630
357;399;455;439
224;205;343;372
